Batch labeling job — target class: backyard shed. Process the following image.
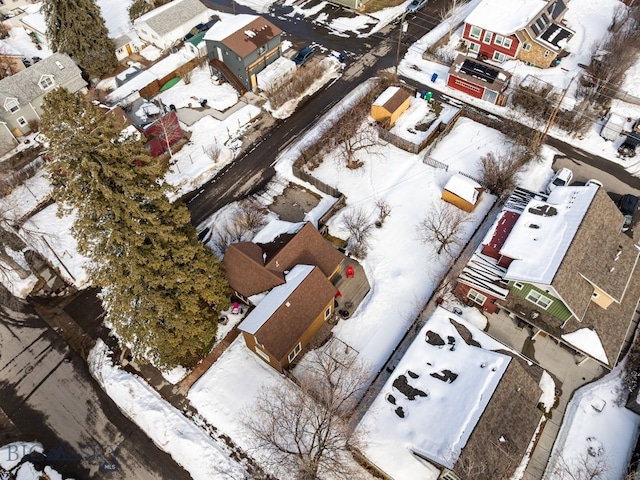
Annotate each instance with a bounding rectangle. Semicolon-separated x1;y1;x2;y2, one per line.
371;86;412;127
442;174;484;212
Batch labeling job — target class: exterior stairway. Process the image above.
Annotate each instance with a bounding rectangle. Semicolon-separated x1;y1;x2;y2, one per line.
209;59;248;95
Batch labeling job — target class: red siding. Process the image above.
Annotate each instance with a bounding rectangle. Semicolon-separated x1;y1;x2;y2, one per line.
447;75;484;99
453;282;501;314
462;23;520;61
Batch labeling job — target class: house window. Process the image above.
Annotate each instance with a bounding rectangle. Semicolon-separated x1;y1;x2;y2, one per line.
523;43;532;51
526;290;553;310
324;306;332;320
494;34;504;46
492;51;506;62
513;282;524;290
254;346;270;362
288;343;302;363
592;291;600;299
482;31;492;44
258;45;267;55
39;75;54;90
469;26;482;41
467;289;487;305
237;56;242;61
467;42;480;54
503;38;512;49
5;98;19;113
254;336;264;348
16;116;27;127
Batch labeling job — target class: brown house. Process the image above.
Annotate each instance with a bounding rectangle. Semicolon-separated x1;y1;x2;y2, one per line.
238;265;337;371
223;222;345;300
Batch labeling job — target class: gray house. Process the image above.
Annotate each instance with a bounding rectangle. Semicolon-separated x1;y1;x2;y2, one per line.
204;14;282;92
0;53;87;154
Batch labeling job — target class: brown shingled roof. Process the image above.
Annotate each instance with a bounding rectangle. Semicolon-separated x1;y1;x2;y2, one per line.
455;354;544;480
222;17;282;58
223;222;345;299
382;87;411;114
254;267;337;361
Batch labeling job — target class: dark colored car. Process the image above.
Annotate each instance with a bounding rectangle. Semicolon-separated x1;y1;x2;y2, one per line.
293;46;315;66
618;135;640;157
617;194;639;231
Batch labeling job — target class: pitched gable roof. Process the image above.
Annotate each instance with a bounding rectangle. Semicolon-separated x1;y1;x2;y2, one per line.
0;53;86;108
372;86;411;113
465;0;549;35
204;14;281;58
239;265;336;360
444;173;483;205
223;222;344;299
134;0;209;37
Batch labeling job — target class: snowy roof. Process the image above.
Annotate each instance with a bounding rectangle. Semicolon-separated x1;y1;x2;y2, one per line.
204;15;281;58
465;0;548;35
20;11;46;35
562;328;608;365
134;0;209;37
373;86;400;106
357;307;512;476
256;56;296;91
444;173;482;205
0;53;86;108
239;265;314;335
501;186;597;284
106;70;158;103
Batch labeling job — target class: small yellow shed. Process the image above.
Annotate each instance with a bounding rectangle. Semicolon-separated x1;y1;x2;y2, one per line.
371;86;412;127
442;174;484;212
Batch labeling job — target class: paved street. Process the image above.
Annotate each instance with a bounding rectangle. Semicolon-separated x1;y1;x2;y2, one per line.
0;285;190;479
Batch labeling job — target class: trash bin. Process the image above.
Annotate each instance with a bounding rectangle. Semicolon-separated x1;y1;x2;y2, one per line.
425;91;433;102
430;72;438;82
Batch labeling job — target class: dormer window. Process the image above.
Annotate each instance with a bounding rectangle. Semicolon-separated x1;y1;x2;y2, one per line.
4;98;19;113
39;75;54;90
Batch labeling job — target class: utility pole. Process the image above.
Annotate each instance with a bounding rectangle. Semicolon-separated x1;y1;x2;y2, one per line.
534;76;575;148
395;16;408;77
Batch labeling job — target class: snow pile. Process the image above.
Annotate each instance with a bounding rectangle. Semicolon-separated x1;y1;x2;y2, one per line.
88;340;248;480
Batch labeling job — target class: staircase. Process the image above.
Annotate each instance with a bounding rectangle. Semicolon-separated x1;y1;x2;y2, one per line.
210;59;248;95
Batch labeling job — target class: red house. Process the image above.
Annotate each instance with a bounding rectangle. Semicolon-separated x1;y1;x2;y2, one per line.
142;111;183;157
462;0;573;68
446;54;511;105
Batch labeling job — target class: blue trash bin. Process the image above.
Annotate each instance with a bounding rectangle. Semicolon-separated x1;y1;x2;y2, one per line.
431;73;438;82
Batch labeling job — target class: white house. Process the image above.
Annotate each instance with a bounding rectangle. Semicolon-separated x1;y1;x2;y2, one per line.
133;0;211;51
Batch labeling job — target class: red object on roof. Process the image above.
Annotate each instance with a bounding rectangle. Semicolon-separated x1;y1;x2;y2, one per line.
335;290;342;298
346;265;355;278
481;211;520;260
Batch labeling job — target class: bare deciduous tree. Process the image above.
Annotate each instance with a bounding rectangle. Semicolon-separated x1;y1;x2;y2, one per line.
550;451;610;480
244;340;370;480
418;202;472;258
329;101;379;169
440;0;469;43
204;142;221;163
342;207;373;259
210;200;267;256
0;46;21;79
479;151;524;199
375;198;391;227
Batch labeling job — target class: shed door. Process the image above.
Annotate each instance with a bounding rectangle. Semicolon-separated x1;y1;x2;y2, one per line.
216;47;223;61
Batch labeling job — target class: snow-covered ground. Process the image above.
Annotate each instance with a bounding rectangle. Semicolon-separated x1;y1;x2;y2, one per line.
2;0;640;477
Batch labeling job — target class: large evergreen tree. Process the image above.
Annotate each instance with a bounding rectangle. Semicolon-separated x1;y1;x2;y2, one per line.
40;89;230;368
41;0;117;80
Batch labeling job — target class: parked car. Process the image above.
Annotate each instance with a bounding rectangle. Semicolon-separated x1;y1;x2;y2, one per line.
293;46;315;66
406;0;428;12
617;194;639;231
618;135;640;158
585;179;603;189
545;167;573;194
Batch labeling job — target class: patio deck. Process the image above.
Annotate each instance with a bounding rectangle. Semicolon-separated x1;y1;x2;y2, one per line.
332;258;370;321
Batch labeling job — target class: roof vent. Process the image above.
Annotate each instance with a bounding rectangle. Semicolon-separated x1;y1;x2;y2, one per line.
55;61;64;70
528;223;540;229
285;301;291;307
528;205;558;217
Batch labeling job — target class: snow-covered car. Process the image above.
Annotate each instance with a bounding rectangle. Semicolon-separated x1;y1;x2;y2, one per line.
618;136;640;158
545;167;573;194
406;0;428;13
